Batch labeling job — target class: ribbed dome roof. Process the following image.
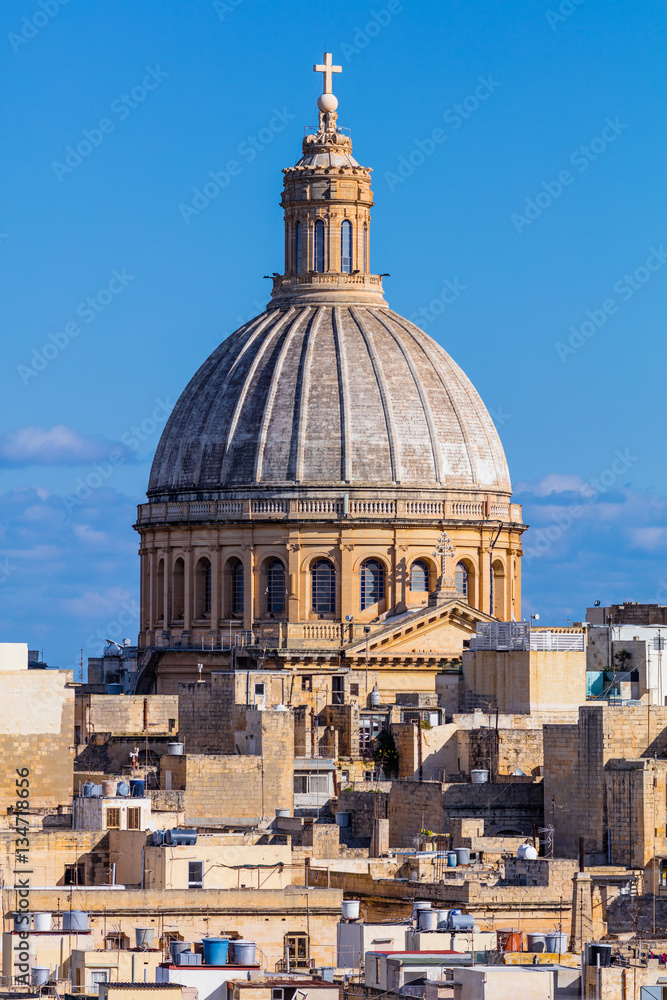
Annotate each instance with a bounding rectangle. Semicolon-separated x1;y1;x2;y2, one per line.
148;304;511;498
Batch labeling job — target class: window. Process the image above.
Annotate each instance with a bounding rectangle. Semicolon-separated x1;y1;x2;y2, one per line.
105;808;120;830
266;559;286;614
157;559;164;620
341;220;352;273
295;221;302;273
169;718;176;731
172;558;185;620
293;773;329;795
661;860;667;888
455;562;468;600
301;675;312;692
350;683;359;697
655;637;666;651
188;861;203;889
64;863;84;886
341;770;349;782
311;559;335;614
359;716;384;756
314;220;325;273
285;933;310;969
410;560;429;592
361;559;385;610
231;559;244;615
90;971;110;988
195;557;211;617
254;682;265;698
127;807;141;830
105;933;126;951
332;675;344;705
363;223;367;272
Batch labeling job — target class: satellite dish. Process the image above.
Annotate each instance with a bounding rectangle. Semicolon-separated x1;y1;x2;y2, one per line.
345;615;353;622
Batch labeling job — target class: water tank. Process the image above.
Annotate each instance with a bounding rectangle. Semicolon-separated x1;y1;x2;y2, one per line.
342;900;360;920
152;831;167;846
167;743;184;756
471;769;489;783
497;929;522;952
418;909;438;931
412;901;432;912
275;808;290;818
202;937;229;965
587;943;611;967
545;931;568;953
455;847;471;866
80;781;95;798
517;844;538;860
136;928;155;949
13;913;30;931
527;933;546;953
31;968;50;987
63;910;88;931
370;684;381;707
232;941;256;965
101;780;117;797
447;851;457;867
116;781;130;797
166;828;197;846
436;910;450;929
448;912;474;931
335;812;350;827
130;779;145;797
106;683;123;695
33;913;51;932
170;941;192;962
89;783;102;797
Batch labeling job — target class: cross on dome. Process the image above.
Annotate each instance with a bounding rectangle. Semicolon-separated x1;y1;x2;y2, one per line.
314;52;342;115
314;51;342;94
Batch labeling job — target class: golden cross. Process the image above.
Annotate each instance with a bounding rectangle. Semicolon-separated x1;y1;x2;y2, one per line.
313;52;342;94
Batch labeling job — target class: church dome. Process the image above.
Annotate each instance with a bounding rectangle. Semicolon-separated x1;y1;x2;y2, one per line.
148;304;510;498
148;57;512;505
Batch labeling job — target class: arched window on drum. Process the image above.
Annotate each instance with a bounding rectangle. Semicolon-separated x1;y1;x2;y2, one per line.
360;559;385;611
311;559;335;615
455;562;468;601
409;560;429;592
266;559;286;615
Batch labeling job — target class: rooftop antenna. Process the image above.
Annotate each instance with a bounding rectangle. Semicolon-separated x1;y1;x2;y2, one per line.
197;663;204;683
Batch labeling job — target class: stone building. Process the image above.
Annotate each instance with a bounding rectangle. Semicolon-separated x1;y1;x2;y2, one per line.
133;57;526;701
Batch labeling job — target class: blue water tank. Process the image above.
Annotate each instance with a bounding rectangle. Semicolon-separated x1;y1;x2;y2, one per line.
449;912;474;931
152;831;167;846
202;938;229;965
116;781;130;797
166;829;197;846
80;781;95;798
106;683;123;695
130;779;145;797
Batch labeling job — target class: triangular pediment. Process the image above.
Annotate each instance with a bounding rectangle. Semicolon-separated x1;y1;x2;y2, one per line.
343;600;496;658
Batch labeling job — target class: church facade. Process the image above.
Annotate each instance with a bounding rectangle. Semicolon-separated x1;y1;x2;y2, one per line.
134;56;526;698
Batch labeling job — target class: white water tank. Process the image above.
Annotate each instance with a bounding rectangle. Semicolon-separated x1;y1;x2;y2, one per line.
370;684;381;707
33;913;51;932
517;844;538;860
342;900;360;920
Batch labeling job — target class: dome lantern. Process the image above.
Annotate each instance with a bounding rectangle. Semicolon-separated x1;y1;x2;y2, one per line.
270;52;383;309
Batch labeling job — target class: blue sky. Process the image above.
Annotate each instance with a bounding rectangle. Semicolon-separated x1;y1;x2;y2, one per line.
2;0;666;668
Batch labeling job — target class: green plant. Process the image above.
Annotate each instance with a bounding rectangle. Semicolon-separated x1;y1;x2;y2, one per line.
420;719;432;730
374;730;399;776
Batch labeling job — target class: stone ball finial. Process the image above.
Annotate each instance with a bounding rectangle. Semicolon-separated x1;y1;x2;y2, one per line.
318;93;338;113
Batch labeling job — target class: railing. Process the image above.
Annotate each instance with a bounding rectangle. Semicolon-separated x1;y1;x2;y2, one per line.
471;622;585;652
136;498;523;525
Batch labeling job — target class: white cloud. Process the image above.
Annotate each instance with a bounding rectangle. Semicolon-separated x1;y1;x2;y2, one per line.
0;425;123;467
